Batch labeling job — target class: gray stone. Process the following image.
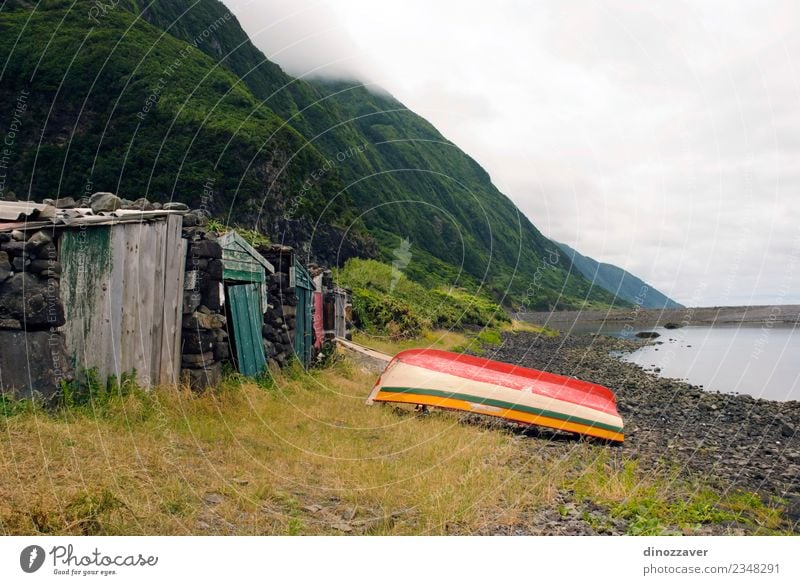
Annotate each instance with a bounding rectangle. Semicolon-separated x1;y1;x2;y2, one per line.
10;230;25;241
120;198;134;207
25;230;52;252
635;331;660;339
191;209;210;226
151;201;162;210
203;281;222;312
207;259;223;279
182;227;207;240
189;240;222;259
182;290;202;314
181;362;222;392
12;256;29;271
182;352;214;367
0;330;71;400
203;493;223;506
42;198;54;206
28;259;60;274
182;330;216;354
186;257;208;271
182;212;199;227
163;202;189;211
213;341;229;360
132;197;154;210
32;242;56;260
0;272;65;328
90;192;122;213
183;311;226;330
0;251;10;282
53;197;77;208
1;240;26;256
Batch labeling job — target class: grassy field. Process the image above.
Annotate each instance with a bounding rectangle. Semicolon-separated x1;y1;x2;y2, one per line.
0;350;788;535
350;320;557;358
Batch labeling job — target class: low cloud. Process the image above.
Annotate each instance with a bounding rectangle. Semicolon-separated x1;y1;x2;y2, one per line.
225;0;800;306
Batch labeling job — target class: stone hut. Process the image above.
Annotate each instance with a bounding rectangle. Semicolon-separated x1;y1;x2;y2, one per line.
0;200;188;399
0;197;344;400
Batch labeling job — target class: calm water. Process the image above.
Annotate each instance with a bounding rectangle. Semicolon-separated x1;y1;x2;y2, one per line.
613;325;800;401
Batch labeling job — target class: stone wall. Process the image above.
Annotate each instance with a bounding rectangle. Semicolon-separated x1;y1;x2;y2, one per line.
180;223;228;391
262;245;296;369
0;229;70;400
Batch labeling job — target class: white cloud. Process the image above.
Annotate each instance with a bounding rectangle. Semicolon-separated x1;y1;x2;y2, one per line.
225;0;800;305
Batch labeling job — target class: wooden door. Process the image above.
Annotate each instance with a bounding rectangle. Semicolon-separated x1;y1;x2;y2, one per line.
228;283;267;377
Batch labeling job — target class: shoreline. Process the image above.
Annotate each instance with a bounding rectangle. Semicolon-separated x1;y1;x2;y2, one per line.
475;330;800;534
519;304;800;329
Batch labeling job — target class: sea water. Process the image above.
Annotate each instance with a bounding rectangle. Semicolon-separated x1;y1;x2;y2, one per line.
616;325;800;401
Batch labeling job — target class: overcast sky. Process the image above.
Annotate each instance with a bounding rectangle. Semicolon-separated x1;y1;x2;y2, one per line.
226;0;800;306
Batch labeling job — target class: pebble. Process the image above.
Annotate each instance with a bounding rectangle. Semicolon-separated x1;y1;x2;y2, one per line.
470;331;800;535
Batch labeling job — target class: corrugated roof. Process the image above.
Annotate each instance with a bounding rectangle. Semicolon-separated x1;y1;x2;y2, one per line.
0;202;186;232
0;201;56;222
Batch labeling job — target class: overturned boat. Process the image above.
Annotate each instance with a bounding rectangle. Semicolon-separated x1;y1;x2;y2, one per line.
367;349;624;442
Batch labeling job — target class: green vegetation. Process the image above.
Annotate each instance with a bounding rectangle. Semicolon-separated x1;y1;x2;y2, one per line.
0;361;538;535
0;0;356;227
1;0;629;310
336;258;508;338
206;219;271;249
568;450;787;535
1;361;789;535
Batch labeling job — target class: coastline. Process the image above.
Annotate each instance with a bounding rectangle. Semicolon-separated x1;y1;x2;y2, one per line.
518;304;800;329
475;330;800;535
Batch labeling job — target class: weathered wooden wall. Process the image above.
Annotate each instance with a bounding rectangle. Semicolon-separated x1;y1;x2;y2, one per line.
59;215;185;388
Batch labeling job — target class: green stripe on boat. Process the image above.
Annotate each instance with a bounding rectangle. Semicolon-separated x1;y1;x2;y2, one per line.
379;387;624;433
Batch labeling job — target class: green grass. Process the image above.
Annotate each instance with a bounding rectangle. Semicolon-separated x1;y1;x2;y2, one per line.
567;450;787;535
1;358;791;535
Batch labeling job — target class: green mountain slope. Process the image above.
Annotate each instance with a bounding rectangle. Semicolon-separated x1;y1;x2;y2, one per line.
0;0;363;252
556;242;684;309
1;0;627;310
117;0;627;310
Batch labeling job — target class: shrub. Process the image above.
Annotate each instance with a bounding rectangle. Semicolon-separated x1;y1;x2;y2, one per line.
337;259;508;337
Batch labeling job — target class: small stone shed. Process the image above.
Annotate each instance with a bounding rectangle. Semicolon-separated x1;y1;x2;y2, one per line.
218;231;274;377
0;198;340;399
0;201;188;398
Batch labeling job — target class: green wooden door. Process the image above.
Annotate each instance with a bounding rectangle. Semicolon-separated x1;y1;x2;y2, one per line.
294;286;313;366
293;260;314;367
228;283;267;377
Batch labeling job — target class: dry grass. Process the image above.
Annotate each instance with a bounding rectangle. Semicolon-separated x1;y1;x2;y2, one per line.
352;328;470;356
501;320;560;337
1;348;783;535
0;358;556;535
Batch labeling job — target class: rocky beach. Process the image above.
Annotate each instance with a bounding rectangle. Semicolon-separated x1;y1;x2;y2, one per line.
473;330;800;535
